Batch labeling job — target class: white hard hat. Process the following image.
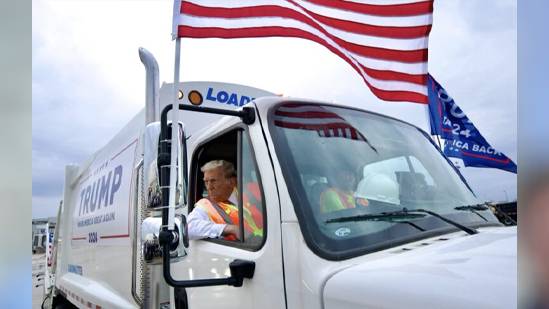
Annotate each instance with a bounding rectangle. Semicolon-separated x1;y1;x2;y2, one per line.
355;173;400;205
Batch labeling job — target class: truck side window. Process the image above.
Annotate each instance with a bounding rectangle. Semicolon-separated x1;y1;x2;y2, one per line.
190;128;265;250
241;134;265;247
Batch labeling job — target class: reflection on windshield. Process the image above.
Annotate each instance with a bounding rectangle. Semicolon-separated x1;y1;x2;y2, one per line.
270;103;499;260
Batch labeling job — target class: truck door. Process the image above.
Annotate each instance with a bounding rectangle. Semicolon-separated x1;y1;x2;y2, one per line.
175;125;286;309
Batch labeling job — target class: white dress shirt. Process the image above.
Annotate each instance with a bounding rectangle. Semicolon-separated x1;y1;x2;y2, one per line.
187;203;226;240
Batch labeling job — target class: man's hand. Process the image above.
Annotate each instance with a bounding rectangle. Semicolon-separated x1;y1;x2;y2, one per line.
222;224;239;239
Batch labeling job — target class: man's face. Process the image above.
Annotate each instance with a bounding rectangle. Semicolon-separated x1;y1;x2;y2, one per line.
203;167;236;202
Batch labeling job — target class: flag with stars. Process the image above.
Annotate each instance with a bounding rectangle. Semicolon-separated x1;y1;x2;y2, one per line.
427;74;517;174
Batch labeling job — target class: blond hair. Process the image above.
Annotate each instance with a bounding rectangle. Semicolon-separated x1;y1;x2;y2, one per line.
201;160;236;179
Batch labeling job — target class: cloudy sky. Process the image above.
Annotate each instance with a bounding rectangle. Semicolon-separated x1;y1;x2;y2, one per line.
32;0;517;218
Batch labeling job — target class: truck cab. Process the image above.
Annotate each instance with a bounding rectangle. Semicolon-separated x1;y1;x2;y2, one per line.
172;97;515;308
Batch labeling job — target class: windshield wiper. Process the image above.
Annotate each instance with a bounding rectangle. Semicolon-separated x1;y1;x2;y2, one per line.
459;203;517;225
326;211;427;231
409;208;478;235
327;208;478;235
454;204;489;222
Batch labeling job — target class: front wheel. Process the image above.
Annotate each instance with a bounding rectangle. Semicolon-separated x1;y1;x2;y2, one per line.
52;297;77;309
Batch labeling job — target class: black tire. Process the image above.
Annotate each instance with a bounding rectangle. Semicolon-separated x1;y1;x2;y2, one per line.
52;297;77;309
54;302;76;309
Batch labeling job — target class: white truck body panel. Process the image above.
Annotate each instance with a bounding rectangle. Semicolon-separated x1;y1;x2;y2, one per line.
324;226;517;309
56;111;144;308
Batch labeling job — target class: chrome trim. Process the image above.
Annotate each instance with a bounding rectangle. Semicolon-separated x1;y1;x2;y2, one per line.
131;159;144;306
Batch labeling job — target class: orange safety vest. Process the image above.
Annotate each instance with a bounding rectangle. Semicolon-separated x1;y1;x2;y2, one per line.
243;182;263;230
196;196;263;241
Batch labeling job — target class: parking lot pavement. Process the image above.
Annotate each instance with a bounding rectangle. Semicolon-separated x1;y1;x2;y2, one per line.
32;253;45;309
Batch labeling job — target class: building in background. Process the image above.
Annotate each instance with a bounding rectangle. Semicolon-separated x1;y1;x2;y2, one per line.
32;217;56;254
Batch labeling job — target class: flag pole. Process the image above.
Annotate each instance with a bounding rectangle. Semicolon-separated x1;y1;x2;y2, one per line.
425;104;442;149
165;0;182;230
167;37;181;230
425;75;443;150
435;134;442;149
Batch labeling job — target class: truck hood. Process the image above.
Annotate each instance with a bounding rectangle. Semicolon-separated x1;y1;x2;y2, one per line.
323;226;516;309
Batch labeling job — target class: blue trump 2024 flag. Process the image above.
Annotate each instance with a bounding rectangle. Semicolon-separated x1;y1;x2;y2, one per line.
427;74;517;173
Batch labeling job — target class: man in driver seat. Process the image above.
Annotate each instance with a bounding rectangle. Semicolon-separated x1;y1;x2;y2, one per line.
187;160;263;241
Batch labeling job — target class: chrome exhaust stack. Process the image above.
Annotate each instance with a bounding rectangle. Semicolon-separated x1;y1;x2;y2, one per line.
139;47;160;125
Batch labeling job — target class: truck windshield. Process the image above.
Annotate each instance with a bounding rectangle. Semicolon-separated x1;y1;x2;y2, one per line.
269;102;500;260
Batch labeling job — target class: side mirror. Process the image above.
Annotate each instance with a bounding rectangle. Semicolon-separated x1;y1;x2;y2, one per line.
143;122;189;258
144;122;162;208
144;122;187;209
141;216;187;264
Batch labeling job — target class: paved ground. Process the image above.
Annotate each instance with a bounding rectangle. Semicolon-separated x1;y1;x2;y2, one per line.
32;253;46;309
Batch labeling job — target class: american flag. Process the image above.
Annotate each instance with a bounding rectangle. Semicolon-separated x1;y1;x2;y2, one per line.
172;0;433;104
273;103;368;142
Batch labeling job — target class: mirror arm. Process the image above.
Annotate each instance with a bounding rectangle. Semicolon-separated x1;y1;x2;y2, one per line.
160;105;255;135
158;232;255;288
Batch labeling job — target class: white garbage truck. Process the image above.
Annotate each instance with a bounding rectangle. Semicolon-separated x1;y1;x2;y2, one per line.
43;48;516;309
